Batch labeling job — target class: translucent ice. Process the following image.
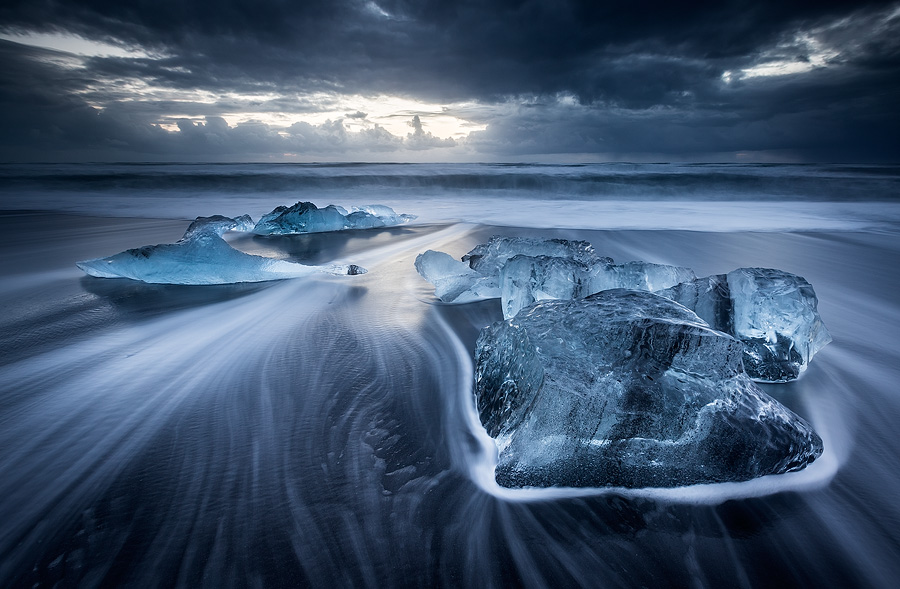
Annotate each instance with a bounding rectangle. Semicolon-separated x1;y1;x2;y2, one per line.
587;261;696;293
77;215;366;285
658;268;832;382
414;250;500;303
253;201;415;235
417;235;696;313
462;236;607;276
416;236;605;305
474;290;823;489
499;255;696;319
499;255;593;319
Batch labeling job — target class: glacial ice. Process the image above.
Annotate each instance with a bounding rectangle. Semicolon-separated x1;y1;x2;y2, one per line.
462;236;607;275
499;255;696;319
253;201;416;235
658;268;832;382
474;289;823;489
77;215;367;285
413;250;500;303
416;235;695;314
587;260;696;294
415;236;600;304
499;255;593;320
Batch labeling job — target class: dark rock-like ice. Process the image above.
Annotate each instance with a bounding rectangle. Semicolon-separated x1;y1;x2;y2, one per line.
77;215;366;285
253;201;415;235
474;290;823;489
658;268;832;382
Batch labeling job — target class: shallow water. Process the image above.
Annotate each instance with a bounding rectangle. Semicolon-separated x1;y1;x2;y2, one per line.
1;210;900;587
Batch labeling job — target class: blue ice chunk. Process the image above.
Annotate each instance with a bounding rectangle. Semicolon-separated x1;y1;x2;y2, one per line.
253;201;415;235
475;290;823;488
414;250;500;303
499;255;592;319
416;236;606;305
658;268;832;382
462;236;607;276
77;215;366;285
499;254;696;319
588;261;696;293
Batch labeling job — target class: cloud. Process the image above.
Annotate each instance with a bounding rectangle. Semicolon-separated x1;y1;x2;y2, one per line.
0;1;898;161
405;115;455;150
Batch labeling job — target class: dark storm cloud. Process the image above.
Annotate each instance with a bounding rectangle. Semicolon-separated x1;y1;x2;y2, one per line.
1;0;898;160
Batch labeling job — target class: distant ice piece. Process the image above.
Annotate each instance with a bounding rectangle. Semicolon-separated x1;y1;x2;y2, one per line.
77;215;366;285
253;201;416;235
414;250;500;303
475;290;823;488
658;268;832;382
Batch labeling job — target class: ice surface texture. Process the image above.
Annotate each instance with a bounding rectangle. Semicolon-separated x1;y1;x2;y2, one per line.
77;215;366;285
415;236;693;317
499;254;695;319
474;290;823;489
253;201;416;235
416;236;601;305
658;269;832;382
413;250;500;303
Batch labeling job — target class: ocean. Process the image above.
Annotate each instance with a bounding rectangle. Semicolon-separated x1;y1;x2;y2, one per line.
1;162;899;587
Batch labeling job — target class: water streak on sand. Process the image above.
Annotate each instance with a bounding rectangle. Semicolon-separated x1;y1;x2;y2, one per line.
1;210;900;586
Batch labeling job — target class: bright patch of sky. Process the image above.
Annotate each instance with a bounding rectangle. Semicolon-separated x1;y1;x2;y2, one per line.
722;32;840;83
0;30;154;58
1;28;483;144
146;92;485;139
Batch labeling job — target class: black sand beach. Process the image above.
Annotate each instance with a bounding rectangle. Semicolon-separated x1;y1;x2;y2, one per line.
1;211;899;587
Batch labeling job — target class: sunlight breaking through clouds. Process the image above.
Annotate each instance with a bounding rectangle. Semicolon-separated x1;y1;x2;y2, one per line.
722;33;840;83
147;93;487;148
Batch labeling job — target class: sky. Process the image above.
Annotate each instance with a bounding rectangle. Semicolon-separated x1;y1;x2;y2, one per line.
0;0;898;163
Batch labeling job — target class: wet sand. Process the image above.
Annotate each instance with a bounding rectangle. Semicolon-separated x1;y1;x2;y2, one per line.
1;211;899;587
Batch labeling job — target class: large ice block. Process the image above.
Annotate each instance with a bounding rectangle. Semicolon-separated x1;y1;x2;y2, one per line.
253;201;415;235
77;215;366;285
658;268;832;382
474;289;823;488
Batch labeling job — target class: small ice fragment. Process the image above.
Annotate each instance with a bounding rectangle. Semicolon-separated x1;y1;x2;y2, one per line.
475;289;823;489
77;215;366;285
414;250;499;303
